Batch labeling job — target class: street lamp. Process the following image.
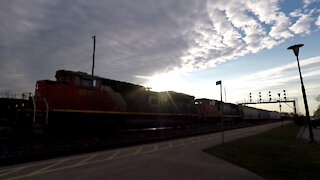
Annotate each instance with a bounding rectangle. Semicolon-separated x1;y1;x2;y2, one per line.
216;80;224;143
216;80;222;102
287;44;315;143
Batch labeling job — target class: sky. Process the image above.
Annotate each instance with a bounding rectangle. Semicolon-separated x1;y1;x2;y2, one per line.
0;0;320;115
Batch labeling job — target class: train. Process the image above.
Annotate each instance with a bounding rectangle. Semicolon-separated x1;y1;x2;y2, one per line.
4;69;281;133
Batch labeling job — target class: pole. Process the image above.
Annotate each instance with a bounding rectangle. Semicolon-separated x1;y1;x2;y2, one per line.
296;55;315;143
224;87;226;102
220;83;222;102
92;36;96;76
278;93;283;126
220;82;224;143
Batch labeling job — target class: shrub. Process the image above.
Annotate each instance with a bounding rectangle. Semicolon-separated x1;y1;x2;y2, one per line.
293;114;307;126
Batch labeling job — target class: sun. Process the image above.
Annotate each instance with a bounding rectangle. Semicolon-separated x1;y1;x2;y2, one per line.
140;71;217;100
142;71;185;92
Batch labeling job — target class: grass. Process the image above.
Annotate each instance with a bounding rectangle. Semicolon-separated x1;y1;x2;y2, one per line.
203;123;320;180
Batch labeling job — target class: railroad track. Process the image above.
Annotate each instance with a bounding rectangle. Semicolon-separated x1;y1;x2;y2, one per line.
0;120;279;166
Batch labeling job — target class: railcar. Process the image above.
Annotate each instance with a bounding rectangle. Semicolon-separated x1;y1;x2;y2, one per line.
240;105;260;120
194;99;243;124
270;111;281;119
0;98;28;124
259;109;270;119
195;99;218;114
217;101;242;123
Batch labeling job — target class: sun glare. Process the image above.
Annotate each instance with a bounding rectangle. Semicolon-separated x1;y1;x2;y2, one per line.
143;72;183;92
142;71;219;100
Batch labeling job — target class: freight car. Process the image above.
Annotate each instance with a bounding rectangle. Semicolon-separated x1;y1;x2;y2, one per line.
194;98;280;124
194;99;242;123
12;69;281;133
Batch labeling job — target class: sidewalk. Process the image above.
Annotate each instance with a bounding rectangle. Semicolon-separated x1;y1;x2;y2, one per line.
297;126;320;141
0;123;287;180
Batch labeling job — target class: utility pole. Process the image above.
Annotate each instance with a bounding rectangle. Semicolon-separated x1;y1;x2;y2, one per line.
224;87;226;102
92;35;96;76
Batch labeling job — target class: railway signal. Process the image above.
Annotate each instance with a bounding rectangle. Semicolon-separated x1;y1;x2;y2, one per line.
240;90;297;115
269;91;272;101
259;92;261;102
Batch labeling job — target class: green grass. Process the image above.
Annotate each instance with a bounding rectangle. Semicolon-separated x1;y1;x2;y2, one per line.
203;123;320;180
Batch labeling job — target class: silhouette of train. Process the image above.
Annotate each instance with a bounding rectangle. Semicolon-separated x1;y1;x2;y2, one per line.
12;69;280;132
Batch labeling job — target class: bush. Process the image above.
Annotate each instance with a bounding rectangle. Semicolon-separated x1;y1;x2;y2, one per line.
293;114;307;126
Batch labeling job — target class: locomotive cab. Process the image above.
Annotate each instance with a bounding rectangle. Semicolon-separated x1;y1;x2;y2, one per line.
34;70;127;112
55;70;101;89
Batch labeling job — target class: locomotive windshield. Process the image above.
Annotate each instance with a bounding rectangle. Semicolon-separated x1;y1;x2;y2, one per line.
75;76;98;88
57;74;72;83
55;70;99;88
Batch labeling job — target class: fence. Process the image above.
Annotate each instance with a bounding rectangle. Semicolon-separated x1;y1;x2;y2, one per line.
0;92;33;100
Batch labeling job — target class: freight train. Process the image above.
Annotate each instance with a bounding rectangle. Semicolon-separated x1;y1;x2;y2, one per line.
7;70;280;133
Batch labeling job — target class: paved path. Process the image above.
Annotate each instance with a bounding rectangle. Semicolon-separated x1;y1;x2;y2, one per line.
0;122;285;180
298;125;320;142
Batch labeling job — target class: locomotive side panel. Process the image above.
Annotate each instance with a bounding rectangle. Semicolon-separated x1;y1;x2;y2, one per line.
163;91;195;115
36;81;125;111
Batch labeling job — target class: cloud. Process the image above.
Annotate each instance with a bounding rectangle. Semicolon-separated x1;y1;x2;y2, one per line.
289;2;320;34
0;0;197;92
227;56;320;91
0;0;320;94
289;14;314;34
303;0;320;8
225;56;320;114
316;16;320;27
177;0;312;73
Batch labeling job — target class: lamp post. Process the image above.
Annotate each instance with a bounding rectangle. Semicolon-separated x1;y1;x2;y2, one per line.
287;44;315;143
216;80;222;102
216;80;224;143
